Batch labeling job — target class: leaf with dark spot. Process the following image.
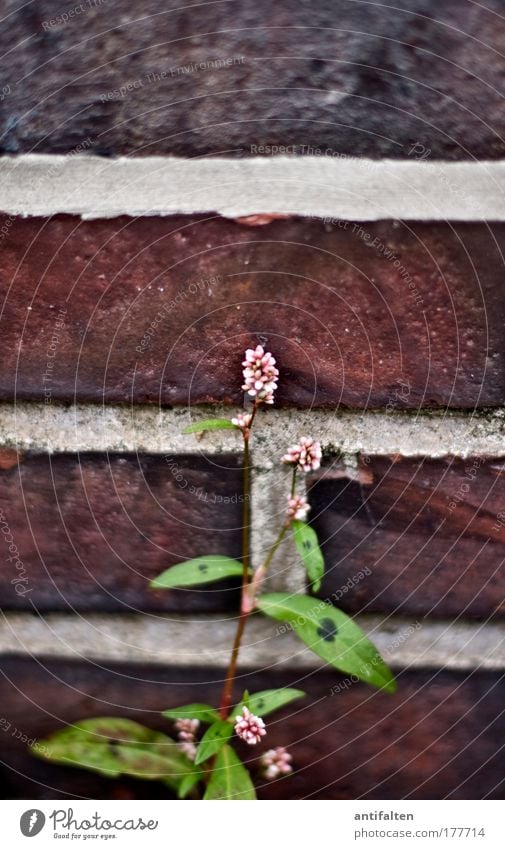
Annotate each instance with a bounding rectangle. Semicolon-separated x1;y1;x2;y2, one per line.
258;594;396;693
317;617;338;642
151;555;247;589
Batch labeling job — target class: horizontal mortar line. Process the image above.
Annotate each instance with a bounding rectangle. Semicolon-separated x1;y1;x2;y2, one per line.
1;402;505;458
1;155;505;221
0;612;503;672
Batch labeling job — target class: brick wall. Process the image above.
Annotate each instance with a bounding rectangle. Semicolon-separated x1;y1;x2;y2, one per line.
1;0;504;800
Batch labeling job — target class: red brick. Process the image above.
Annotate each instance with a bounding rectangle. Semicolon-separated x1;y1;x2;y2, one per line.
1;1;504;159
0;215;504;408
0;453;244;611
1;658;503;799
309;456;505;618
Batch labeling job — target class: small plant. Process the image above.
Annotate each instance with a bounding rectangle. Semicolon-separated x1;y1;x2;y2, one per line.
32;345;396;799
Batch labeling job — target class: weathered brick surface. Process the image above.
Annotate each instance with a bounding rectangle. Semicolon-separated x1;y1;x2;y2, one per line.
1;215;504;408
310;456;505;619
0;453;243;611
1;1;505;160
1;658;504;799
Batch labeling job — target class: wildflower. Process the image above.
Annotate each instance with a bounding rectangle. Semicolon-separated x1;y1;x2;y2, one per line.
175;717;199;760
178;740;197;761
234;706;266;745
242;345;279;404
282;437;322;472
287;494;310;521
260;746;293;780
231;412;252;430
174;717;200;741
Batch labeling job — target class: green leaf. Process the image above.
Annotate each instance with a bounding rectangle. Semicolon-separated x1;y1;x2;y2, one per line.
150;555;245;589
183;419;236;434
194;720;233;765
204;745;256;800
162;704;220;725
30;717;199;793
232;688;305;720
292;520;325;593
176;771;202;799
257;593;397;693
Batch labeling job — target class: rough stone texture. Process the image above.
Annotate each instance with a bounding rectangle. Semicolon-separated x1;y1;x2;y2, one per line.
1;1;505;160
1;658;504;799
3;403;505;458
3;156;505;221
310;456;505;619
1;215;504;408
0;452;244;612
3;611;505;672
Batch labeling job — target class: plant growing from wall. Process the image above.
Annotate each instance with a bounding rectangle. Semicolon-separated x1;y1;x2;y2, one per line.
32;345;396;799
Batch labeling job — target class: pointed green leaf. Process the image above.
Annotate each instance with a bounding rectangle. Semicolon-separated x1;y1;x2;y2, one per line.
183;419;236;434
232;688;305;720
257;593;396;693
204;744;256;800
194;720;233;765
151;555;245;589
292;520;325;593
176;770;202;799
162;704;220;724
30;717;199;792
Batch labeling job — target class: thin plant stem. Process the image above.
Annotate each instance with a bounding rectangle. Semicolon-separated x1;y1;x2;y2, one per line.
219;408;295;718
259;520;289;577
219;403;256;718
290;466;297;497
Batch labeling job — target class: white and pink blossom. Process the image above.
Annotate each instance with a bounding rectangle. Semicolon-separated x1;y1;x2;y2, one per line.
260;746;293;780
175;718;200;761
282;437;322;472
178;740;197;761
287;494;310;521
174;717;200;740
242;345;279;405
234;706;266;745
231;412;252;430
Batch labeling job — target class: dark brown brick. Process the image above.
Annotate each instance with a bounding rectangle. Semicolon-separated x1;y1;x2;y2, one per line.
1;1;505;159
1;657;504;799
0;453;244;611
309;456;505;619
1;215;504;408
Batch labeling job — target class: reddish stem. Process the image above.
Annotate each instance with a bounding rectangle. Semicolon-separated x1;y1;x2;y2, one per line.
219;405;257;718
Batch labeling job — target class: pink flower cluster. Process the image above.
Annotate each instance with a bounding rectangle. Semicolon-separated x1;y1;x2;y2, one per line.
287;494;310;521
175;717;200;761
260;746;293;780
282;437;322;472
231;412;252;430
234;706;266;745
242;345;279;404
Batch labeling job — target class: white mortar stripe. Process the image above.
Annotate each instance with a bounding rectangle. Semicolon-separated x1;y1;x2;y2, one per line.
1;403;505;458
1;155;505;221
0;612;503;671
